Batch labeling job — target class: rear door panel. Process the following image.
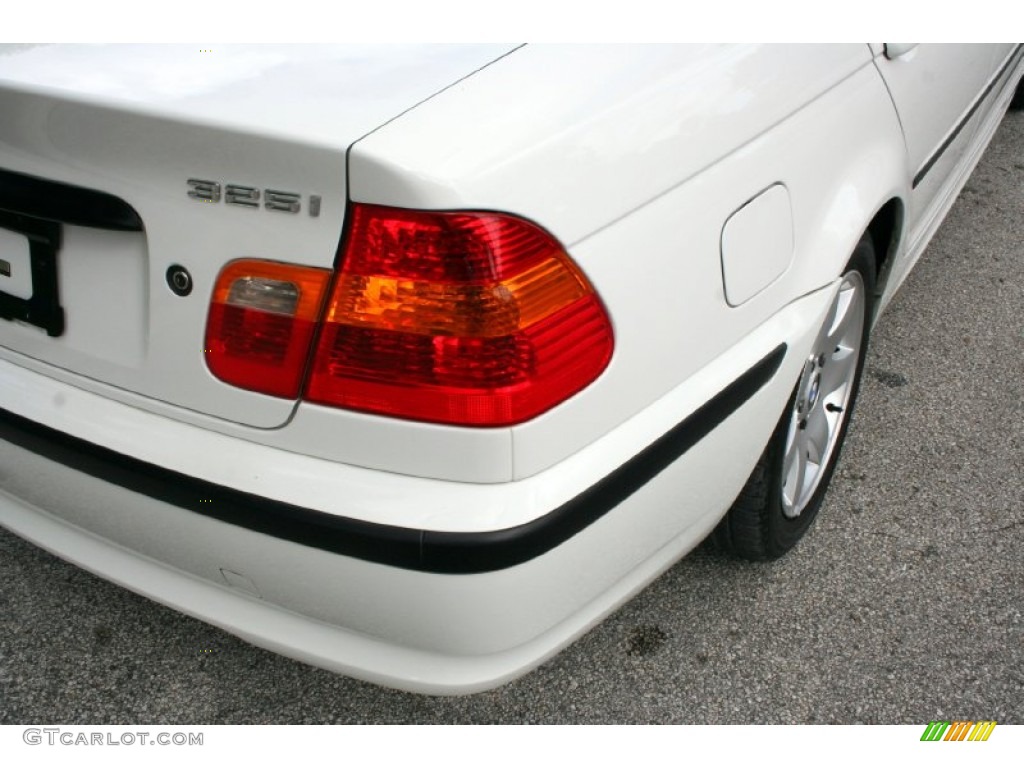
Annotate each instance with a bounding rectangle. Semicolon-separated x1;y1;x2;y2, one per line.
874;43;1015;234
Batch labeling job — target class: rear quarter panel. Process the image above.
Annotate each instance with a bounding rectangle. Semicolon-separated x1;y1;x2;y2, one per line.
347;44;910;480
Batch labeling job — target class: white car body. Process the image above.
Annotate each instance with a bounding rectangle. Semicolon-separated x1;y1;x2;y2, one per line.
0;43;1021;693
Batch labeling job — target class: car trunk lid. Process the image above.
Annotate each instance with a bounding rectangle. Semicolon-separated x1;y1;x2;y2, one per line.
0;44;516;428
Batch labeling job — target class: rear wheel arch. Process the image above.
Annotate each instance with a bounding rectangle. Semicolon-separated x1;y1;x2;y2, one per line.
714;231;877;559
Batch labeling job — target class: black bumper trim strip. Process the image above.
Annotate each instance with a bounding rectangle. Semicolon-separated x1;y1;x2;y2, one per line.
0;167;144;232
912;44;1024;189
0;345;786;574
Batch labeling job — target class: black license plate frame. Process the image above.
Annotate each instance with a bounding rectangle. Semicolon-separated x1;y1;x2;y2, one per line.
0;210;64;337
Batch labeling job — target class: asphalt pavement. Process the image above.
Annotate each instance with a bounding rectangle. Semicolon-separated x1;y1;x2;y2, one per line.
1;110;1021;725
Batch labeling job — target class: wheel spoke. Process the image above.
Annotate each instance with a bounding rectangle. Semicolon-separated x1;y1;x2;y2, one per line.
820;347;857;399
804;406;830;466
826;286;861;351
782;431;808;512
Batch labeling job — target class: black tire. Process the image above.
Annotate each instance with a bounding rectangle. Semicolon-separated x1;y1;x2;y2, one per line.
714;232;876;560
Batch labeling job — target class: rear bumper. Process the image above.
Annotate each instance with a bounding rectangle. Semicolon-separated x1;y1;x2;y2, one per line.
0;346;783;575
0;284;835;693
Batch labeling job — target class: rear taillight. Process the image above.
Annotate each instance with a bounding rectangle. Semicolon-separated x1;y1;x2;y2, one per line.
205;260;330;398
306;205;613;426
204;205;613;426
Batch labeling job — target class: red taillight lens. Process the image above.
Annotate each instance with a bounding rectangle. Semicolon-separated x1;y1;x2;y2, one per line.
205;260;331;398
305;205;614;426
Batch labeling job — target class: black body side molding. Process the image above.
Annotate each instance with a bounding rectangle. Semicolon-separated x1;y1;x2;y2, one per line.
0;345;787;574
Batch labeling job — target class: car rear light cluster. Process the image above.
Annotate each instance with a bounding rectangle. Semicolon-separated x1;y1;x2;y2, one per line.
204;204;613;426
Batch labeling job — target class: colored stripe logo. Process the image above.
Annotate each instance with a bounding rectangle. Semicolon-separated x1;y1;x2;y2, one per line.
920;721;997;741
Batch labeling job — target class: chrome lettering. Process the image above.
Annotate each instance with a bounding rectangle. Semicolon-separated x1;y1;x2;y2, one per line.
186;178;221;203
